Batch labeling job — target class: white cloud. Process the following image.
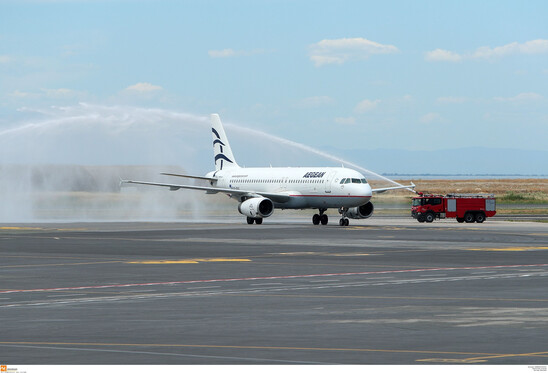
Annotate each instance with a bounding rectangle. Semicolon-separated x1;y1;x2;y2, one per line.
426;39;548;62
41;88;82;99
420;112;442;124
335;117;356;125
493;92;543;102
354;99;380;113
425;49;463;62
125;82;163;93
8;90;37;99
437;96;468;104
309;37;399;66
0;55;12;64
208;49;237;58
473;39;548;59
7;88;86;100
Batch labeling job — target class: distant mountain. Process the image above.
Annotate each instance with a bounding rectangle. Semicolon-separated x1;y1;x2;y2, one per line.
322;147;548;175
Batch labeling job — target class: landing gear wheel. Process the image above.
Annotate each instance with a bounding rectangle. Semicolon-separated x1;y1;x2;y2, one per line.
312;214;320;225
339;218;349;226
464;212;475;223
320;214;328;225
255;218;263;225
475;213;485;223
246;217;254;225
425;212;435;223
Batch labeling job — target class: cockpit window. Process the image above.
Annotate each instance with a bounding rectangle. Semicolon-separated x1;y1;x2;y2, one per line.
361;178;368;184
352;178;361;183
344;178;351;184
340;178;346;184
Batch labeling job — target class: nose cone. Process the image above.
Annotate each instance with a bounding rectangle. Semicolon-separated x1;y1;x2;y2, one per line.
362;183;372;200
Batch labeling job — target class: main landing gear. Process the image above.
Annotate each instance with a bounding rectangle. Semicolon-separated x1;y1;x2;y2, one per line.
312;209;328;225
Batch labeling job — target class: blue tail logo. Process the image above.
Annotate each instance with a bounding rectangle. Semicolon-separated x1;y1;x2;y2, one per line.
212;128;233;170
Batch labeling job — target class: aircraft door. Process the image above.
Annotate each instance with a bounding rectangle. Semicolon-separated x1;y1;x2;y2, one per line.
280;177;288;191
324;171;336;193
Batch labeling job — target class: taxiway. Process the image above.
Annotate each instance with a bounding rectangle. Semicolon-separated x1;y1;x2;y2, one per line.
0;218;547;364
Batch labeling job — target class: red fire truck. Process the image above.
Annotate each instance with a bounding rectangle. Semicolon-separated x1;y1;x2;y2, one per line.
411;193;496;223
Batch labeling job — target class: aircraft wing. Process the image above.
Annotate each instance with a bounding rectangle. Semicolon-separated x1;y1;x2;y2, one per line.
121;180;291;203
160;172;217;181
372;182;416;193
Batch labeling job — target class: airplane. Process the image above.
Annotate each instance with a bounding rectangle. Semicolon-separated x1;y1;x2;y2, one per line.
122;114;415;226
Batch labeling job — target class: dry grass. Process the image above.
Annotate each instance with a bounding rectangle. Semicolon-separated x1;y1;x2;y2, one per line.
371;179;547;195
370;179;548;205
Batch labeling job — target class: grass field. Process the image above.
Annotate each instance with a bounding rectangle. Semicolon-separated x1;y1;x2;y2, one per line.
371;179;548;201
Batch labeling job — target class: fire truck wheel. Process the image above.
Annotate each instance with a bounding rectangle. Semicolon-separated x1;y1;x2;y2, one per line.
456;218;465;223
464;212;475;223
475;213;485;223
417;215;425;222
425;212;435;223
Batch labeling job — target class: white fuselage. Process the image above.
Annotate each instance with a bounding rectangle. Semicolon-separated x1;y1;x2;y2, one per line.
209;167;372;209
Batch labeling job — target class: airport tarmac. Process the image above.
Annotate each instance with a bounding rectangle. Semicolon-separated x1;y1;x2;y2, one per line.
0;217;547;365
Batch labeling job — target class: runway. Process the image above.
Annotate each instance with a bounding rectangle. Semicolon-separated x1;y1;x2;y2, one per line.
1;218;547;364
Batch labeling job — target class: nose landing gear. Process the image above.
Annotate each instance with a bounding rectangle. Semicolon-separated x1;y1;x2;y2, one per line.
339;218;349;226
338;207;350;226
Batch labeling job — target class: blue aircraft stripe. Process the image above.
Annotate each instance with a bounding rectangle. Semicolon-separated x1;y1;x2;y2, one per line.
215;154;233;163
212;128;221;139
213;139;225;146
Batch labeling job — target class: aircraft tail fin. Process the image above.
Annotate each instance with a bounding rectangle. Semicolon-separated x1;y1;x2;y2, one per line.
211;114;240;171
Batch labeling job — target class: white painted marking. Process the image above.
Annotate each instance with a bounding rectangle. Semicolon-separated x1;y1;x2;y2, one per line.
47;293;85;298
366;277;395;280
186;286;221;290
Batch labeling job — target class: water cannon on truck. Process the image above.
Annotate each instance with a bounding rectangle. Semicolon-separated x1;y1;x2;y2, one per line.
411;192;496;223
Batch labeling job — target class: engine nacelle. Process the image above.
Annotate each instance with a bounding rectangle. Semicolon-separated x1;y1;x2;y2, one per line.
238;197;274;218
346;201;374;219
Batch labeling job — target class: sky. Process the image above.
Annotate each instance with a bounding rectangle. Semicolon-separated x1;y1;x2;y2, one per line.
1;0;548;161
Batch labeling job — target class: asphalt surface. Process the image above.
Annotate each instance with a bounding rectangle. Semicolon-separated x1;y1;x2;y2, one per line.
0;218;547;365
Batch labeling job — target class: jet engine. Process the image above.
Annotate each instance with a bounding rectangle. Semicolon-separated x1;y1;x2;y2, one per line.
238;197;274;218
345;201;374;219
